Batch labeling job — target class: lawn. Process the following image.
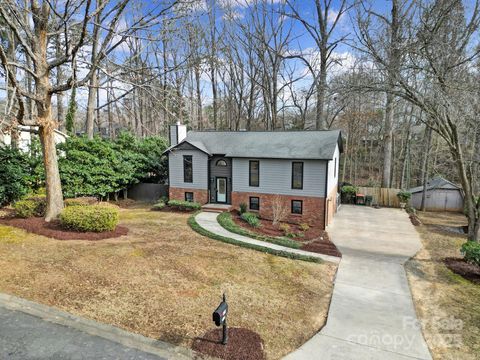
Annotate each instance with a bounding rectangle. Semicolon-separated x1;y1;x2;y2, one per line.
406;211;480;360
0;204;337;359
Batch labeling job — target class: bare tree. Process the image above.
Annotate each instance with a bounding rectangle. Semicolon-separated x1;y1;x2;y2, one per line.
0;0;178;220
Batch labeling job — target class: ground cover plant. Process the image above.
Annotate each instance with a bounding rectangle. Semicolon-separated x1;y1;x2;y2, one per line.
167;200;201;211
406;212;480;360
222;211;341;258
0;204;337;359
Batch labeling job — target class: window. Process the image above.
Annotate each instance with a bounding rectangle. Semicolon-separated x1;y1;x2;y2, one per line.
291;200;303;214
249;160;259;187
185;192;194;202
292;162;304;189
216;159;227;167
249;197;260;211
183;155;193;183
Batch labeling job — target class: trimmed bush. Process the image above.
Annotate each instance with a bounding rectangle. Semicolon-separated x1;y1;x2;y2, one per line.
13;196;46;218
397;190;412;203
0;146;30;206
60;204;119;232
239;202;247;214
64;197;98;207
241;212;260;227
299;223;310;232
461;241;480;266
152;201;166;211
167;199;201;211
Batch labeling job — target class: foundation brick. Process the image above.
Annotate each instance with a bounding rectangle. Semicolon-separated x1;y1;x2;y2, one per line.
169;187;208;204
231;191;326;229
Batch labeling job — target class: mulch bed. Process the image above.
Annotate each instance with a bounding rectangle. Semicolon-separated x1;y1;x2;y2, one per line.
0;217;128;241
192;327;265;360
444;257;480;285
231;212;341;258
409;214;422;226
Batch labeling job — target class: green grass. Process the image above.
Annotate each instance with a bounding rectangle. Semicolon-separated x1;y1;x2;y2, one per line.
188;214;321;264
217;212;302;249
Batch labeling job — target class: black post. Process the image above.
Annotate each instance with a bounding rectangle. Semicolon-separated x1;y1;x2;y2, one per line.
222;293;228;345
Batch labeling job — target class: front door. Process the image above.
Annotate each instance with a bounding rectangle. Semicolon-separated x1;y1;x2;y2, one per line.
216;177;227;203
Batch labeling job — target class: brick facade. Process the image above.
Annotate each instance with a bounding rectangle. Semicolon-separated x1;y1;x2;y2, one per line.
169;187;209;205
231;191;326;228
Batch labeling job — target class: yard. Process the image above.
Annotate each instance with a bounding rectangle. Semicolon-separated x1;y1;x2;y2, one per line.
0;203;337;360
406;211;480;360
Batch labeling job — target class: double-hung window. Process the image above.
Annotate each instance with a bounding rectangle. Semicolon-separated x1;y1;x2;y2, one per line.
292;162;304;189
183;155;193;183
249;160;259;187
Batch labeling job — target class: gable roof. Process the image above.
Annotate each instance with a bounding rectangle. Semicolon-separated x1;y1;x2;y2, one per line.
408;176;462;194
165;130;343;160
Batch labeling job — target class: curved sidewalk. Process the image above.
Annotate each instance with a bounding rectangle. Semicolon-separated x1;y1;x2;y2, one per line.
195;212;341;264
284;205;432;360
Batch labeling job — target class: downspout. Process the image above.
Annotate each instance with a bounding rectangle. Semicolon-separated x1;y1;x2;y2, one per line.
324;161;329;229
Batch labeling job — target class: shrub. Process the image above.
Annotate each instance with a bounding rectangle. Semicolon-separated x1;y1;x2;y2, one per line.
241;212;260;227
239;202;247;214
60;204;119;232
13;196;46;218
397;190;412;203
0;146;30;206
299;223;310;232
278;223;290;233
64;197;98;207
167;199;201;211
341;185;358;194
152;201;166;211
461;241;480;266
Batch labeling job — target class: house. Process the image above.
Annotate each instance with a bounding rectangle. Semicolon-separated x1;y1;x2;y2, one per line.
164;122;343;229
409;176;464;212
0;125;68;152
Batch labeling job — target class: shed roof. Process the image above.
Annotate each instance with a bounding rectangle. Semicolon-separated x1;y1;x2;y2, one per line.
408;176;462;194
165;130;343;160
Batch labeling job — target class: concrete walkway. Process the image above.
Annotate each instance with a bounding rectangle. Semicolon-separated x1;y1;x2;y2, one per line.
0;293;195;360
195;212;341;263
284;205;432;360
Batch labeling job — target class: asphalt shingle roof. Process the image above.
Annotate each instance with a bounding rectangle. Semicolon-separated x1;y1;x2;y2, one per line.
167;130;342;160
408;176;461;193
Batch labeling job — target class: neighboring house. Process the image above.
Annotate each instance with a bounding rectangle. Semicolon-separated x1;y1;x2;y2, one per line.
409;176;464;212
164;122;343;229
0;125;68;152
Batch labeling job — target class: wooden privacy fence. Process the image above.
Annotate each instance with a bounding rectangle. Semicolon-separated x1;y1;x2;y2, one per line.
357;187;401;208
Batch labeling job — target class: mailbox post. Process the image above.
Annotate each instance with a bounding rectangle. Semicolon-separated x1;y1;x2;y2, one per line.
212;293;228;345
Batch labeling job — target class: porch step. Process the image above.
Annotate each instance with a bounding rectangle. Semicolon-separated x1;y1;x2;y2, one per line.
201;203;233;213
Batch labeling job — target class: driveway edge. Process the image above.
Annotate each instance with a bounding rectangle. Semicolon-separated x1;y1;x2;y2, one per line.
0;293;198;360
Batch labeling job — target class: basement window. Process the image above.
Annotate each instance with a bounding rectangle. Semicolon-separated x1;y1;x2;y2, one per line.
291;200;303;215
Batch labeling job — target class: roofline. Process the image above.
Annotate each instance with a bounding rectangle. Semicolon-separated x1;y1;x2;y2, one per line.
162;140;211;156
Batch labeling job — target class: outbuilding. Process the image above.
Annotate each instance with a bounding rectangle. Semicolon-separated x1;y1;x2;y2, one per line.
409;176;464;212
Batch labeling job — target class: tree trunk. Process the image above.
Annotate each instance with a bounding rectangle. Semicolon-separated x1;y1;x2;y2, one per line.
85;0;102;139
382;92;394;188
39;115;64;221
420;125;433;211
316;56;327;130
56;35;65;127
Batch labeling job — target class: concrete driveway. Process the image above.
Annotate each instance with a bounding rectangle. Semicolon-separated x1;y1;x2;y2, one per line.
285;205;432;360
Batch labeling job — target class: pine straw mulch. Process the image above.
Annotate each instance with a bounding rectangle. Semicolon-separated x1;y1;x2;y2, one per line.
444;257;480;285
231;212;341;258
0;216;128;240
192;327;265;360
0;205;337;360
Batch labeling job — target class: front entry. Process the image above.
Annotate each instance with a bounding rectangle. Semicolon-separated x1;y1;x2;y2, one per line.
216;177;227;203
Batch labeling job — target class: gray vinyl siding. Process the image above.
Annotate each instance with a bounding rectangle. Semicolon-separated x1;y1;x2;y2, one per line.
232;158;327;197
168;149;208;189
